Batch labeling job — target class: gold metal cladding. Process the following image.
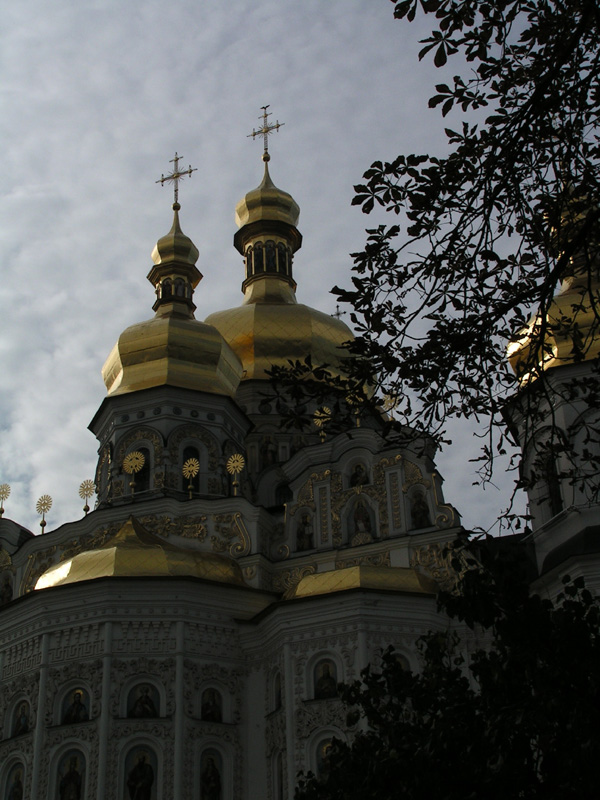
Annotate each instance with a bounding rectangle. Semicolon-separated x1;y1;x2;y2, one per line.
206;294;353;382
34;516;247;590
288;566;439;599
102;315;243;398
123;451;145;475
156;152;197;207
247;104;284;162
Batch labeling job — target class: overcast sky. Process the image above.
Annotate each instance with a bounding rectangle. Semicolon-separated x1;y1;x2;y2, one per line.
0;0;524;534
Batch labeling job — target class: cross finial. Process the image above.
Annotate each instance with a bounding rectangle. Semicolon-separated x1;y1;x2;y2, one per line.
332;304;346;320
247;105;284;162
156;152;197;209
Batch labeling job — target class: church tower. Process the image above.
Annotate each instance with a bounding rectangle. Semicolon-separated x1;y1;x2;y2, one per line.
0;114;466;799
506;187;600;593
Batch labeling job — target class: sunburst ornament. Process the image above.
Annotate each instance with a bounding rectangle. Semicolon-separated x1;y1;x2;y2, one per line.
123;451;145;474
182;457;200;499
123;451;146;497
0;483;10;519
313;407;332;442
36;494;52;533
79;479;95;515
226;454;245;497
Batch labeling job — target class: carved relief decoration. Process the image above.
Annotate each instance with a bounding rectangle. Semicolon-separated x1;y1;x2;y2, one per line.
2;637;42;680
273;564;317;595
109;657;175;717
335;551;391;569
183;660;243;722
410;541;478;593
211;513;251;557
402;460;430;493
115;427;164;467
45;658;103;725
168;424;219;471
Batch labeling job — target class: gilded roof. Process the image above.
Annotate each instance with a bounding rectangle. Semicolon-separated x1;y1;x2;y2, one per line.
35;517;246;589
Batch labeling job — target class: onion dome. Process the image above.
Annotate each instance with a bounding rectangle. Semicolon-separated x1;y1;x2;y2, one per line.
205;164;353;381
34;516;246;589
508;193;600;380
102;204;243;397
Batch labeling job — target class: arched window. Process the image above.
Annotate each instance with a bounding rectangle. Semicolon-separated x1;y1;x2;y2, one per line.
265;241;277;272
275;484;293;506
182;446;201;494
201;688;223;722
246;246;254;277
254;242;264;272
277;242;288;276
135;447;151;493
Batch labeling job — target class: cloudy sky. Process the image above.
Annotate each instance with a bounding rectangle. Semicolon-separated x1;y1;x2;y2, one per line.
0;0;524;533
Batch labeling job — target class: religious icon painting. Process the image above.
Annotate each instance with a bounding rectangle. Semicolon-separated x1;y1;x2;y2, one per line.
124;747;156;800
313;659;338;700
5;763;25;800
12;700;30;737
61;689;90;725
316;738;333;780
127;683;160;719
56;750;85;800
200;749;222;800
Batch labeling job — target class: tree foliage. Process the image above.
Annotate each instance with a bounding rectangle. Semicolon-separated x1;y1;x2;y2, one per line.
294;542;600;799
328;0;600;511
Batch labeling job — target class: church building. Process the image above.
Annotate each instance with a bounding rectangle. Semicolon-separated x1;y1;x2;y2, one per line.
0;113;598;799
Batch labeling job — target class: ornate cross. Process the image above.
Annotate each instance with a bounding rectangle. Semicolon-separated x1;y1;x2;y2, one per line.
156;152;197;207
332;304;347;320
247;105;284;162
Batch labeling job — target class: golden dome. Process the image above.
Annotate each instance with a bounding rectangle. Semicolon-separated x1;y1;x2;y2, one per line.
205;281;354;381
205;162;353;381
102;205;243;397
285;566;438;599
235;162;300;230
34;516;246;590
508;194;600;381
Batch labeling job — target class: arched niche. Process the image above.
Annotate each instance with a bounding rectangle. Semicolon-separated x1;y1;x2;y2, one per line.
122;743;159;800
57;685;91;726
2;759;25;800
119;676;166;720
310;656;340;701
198;745;229;800
52;747;87;800
407;486;433;530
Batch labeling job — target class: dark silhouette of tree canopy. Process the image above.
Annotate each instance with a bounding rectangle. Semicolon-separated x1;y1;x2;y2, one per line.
294;541;600;799
273;0;600;525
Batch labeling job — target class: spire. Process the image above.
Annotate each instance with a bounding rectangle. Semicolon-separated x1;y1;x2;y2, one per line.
148;154;202;316
234;107;302;294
